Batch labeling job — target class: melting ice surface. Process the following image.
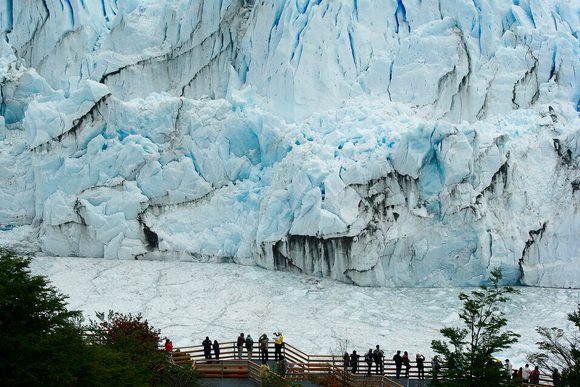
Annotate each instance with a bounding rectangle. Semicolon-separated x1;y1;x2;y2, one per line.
30;256;580;367
0;0;579;287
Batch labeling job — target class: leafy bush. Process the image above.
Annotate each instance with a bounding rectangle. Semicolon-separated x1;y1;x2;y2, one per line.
430;269;520;387
0;249;198;386
87;310;199;386
0;248;87;386
528;304;580;386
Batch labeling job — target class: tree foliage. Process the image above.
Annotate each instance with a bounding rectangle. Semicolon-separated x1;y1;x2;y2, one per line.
0;248;198;386
0;248;88;386
430;269;520;387
528;304;580;386
86;310;167;385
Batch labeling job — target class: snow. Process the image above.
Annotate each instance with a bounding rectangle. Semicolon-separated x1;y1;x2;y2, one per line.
0;0;579;287
29;256;580;368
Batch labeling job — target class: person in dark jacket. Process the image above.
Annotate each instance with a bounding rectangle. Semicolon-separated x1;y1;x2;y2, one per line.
432;356;441;380
350;350;360;374
246;334;254;360
259;333;269;363
343;352;350;372
364;349;373;374
416;353;425;379
373;345;384;374
403;351;411;378
236;333;245;359
552;368;561;386
393;350;403;379
213;340;220;360
202;336;212;359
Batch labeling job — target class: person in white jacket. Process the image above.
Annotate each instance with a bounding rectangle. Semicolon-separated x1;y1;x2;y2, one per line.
522;363;531;381
504;359;513;374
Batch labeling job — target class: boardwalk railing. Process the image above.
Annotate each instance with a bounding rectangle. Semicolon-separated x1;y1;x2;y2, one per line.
168;341;554;386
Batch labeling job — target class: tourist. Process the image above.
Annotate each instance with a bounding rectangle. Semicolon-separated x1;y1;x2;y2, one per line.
164;338;173;352
504;359;513;374
246;334;254;360
364;348;373;374
236;333;245;359
552;368;561;386
431;356;441;380
343;352;350;372
259;333;269;363
373;345;384;374
393;350;403;379
202;336;212;359
529;365;540;384
403;351;411;377
213;340;220;360
416;353;425;379
522;363;530;382
164;338;174;362
274;332;284;361
350;350;360;374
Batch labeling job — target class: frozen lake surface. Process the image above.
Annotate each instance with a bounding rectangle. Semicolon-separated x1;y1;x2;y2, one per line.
30;257;580;368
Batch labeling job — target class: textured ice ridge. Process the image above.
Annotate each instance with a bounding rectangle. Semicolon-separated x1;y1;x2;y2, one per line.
0;0;578;287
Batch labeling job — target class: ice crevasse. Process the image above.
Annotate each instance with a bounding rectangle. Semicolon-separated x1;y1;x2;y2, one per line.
0;0;578;287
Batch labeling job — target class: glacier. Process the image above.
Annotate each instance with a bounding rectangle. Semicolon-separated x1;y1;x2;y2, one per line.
0;0;578;287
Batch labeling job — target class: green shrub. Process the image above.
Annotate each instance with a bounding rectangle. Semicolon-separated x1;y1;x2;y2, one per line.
0;248;87;386
430;269;520;387
0;248;199;386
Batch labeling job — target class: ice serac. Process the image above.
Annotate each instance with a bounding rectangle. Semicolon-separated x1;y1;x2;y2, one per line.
0;0;578;287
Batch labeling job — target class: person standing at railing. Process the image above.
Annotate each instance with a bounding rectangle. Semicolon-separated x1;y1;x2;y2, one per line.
403;351;411;378
343;352;350;373
259;333;269;363
552;368;561;386
213;340;220;361
522;363;531;382
373;345;384;374
164;338;173;352
164;338;174;363
504;359;513;375
431;356;441;380
350;350;360;374
529;366;540;385
274;332;284;361
237;333;245;359
246;334;255;360
364;349;373;374
202;336;212;360
416;353;425;379
393;350;403;379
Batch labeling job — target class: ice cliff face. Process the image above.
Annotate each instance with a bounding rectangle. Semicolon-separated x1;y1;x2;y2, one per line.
0;0;578;287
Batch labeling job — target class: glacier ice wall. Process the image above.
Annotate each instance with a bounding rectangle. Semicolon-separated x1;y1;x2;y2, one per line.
0;0;578;287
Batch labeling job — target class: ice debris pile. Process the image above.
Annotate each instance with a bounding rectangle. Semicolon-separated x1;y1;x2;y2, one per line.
0;0;578;287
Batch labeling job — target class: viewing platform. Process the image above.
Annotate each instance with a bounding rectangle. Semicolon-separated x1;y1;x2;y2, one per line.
168;341;555;386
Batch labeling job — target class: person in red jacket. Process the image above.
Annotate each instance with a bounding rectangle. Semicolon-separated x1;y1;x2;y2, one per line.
529;366;540;384
164;338;174;362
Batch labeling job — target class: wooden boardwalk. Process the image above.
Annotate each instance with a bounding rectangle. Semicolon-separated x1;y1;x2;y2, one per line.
169;341;554;386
